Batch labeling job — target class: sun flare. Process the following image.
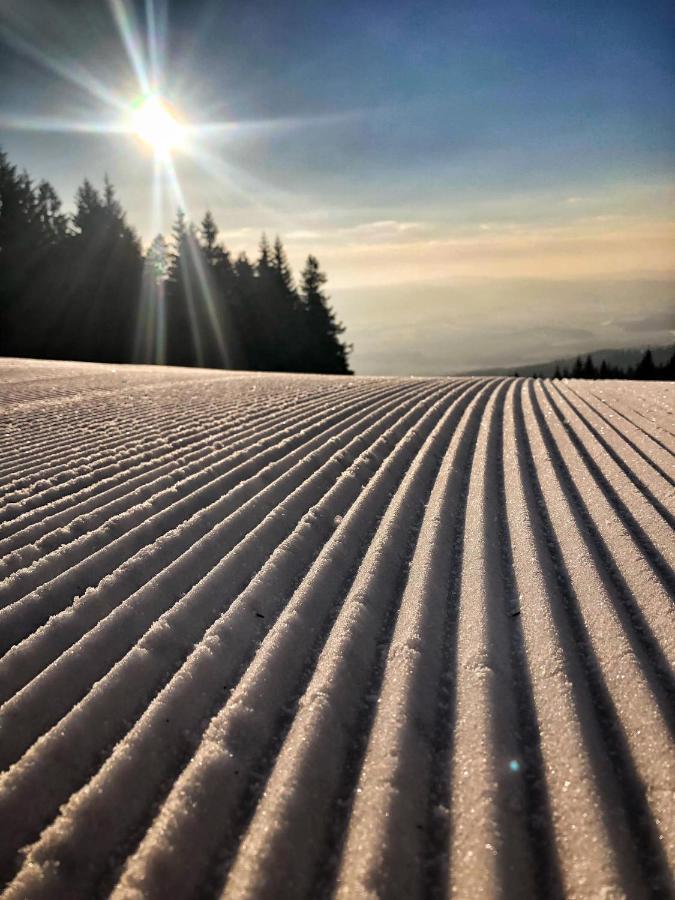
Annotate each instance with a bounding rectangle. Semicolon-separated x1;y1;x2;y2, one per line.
130;94;185;153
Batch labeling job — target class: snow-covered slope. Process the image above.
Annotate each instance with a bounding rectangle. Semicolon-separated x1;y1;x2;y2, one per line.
0;358;672;899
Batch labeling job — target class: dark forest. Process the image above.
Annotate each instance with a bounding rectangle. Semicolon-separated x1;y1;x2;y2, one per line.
0;149;352;374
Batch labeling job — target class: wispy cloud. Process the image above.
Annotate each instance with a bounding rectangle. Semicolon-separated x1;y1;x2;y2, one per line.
316;218;675;288
283;219;428;243
339;219;425;236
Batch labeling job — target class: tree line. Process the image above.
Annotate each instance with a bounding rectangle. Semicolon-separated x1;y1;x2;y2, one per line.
0;149;352;374
550;350;675;380
514;350;675;380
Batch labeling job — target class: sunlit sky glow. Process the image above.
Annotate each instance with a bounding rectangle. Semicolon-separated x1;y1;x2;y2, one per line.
0;0;673;374
130;94;185;153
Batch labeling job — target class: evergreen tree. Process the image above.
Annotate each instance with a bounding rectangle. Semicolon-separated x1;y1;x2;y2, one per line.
147;233;170;282
228;251;260;370
582;355;596;378
0;148;355;375
635;348;656;380
198;211;243;367
658;350;675;381
165;211;206;367
272;236;293;289
135;234;168;364
257;233;273;276
299;255;352;374
200;211;218;264
270;236;307;371
35;180;68;245
234;252;254;280
245;233;290;370
64;177;142;362
0;152;69;357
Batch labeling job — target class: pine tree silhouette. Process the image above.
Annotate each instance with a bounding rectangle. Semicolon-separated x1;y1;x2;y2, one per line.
635;349;656;380
582;355;597;378
200;211;218;264
135;234;168;364
0;151;69;358
64;176;142;362
0;148;355;374
659;350;675;381
165;210;196;366
270;236;307;371
300;255;352;374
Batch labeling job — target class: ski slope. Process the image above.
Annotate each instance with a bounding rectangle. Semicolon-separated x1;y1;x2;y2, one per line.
0;358;673;899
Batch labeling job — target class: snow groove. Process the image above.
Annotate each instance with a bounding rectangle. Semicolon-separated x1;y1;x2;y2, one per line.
0;359;672;900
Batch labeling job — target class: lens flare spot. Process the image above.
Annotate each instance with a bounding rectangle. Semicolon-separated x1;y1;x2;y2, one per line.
130;94;185;153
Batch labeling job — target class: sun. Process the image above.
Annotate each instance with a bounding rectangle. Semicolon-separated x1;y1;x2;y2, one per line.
130;94;185;154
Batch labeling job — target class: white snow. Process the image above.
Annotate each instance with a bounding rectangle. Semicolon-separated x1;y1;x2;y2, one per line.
0;359;672;900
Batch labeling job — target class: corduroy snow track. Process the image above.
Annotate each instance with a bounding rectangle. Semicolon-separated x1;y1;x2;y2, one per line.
0;358;673;900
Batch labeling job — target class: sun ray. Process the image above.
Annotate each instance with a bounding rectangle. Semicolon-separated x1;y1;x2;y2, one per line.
162;154;230;367
151;153;164;237
191;108;368;141
0;113;128;135
109;0;151;95
0;23;127;112
162;153;188;211
186;229;231;367
181;141;299;226
179;257;206;367
145;0;166;88
133;249;167;366
160;156;205;366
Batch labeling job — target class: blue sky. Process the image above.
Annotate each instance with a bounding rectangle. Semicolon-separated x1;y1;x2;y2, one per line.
0;0;673;373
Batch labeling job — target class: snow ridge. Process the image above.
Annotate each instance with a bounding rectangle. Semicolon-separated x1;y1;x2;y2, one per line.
0;359;672;899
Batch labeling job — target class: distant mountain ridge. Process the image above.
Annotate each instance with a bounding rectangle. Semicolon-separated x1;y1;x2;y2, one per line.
468;342;675;377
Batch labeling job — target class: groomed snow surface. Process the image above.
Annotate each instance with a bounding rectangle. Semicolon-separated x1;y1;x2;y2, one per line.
0;358;673;900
